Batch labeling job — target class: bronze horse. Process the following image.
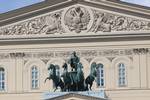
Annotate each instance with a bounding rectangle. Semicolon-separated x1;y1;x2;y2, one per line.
85;62;97;90
61;62;86;91
44;64;64;92
61;63;72;91
44;52;98;92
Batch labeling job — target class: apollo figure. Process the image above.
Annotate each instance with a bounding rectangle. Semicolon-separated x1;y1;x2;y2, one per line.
68;51;80;71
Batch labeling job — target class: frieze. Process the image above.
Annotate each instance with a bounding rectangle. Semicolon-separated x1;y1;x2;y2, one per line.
80;50;98;57
0;49;134;60
90;9;150;33
0;53;10;59
55;51;73;58
0;5;150;38
0;11;64;36
9;52;25;58
99;49;133;56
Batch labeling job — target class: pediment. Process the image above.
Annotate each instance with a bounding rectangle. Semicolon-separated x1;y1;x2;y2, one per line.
0;0;150;43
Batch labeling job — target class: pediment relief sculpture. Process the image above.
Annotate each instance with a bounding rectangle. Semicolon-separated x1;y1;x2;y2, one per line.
0;5;150;37
63;6;92;33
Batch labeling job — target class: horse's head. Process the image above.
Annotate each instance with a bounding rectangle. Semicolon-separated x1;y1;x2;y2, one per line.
48;64;55;70
48;64;56;78
96;63;103;69
62;63;68;69
90;62;97;76
77;62;83;69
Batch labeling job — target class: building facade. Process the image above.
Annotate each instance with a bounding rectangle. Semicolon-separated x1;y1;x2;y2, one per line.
0;0;150;100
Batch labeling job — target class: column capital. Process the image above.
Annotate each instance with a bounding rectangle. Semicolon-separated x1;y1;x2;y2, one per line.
133;48;149;55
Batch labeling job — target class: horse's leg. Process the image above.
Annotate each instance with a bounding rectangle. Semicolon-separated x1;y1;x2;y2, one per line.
90;82;93;91
54;87;57;92
64;84;67;92
76;83;78;91
66;84;69;92
84;83;88;91
67;84;70;92
68;84;71;91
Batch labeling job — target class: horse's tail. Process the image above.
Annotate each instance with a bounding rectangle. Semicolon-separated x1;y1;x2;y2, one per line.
44;77;49;83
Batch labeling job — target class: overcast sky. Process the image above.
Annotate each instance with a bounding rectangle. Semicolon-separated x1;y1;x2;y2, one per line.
0;0;150;13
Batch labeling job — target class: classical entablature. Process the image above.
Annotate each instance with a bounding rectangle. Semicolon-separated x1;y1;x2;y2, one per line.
0;48;134;60
0;0;150;43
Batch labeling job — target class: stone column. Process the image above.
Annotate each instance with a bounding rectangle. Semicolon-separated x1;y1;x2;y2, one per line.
132;48;148;88
129;49;140;88
139;48;148;88
147;49;150;89
10;53;25;93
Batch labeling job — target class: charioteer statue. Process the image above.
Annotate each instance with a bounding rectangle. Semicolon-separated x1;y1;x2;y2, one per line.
44;51;98;92
68;51;80;71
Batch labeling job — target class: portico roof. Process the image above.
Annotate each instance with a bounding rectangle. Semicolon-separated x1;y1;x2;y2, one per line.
0;0;150;45
0;0;150;26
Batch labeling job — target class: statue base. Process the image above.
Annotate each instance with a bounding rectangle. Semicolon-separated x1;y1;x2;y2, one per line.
43;90;106;100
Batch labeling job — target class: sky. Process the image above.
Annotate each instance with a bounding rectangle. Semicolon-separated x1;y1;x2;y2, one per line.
0;0;44;13
121;0;150;7
0;0;150;14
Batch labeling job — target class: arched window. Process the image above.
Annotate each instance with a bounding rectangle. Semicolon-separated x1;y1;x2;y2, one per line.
31;66;39;89
118;63;126;86
96;63;104;87
0;68;5;91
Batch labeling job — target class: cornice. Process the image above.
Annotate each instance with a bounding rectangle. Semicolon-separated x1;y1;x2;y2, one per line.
0;0;72;26
0;0;150;27
0;33;150;45
0;0;150;44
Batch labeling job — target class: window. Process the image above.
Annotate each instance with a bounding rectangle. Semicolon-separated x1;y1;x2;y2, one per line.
31;66;39;89
0;68;5;91
118;63;126;86
96;63;104;87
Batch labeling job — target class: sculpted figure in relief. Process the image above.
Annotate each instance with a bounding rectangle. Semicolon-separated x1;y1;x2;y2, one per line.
112;16;128;31
41;13;62;34
27;19;42;34
12;25;25;35
92;13;114;32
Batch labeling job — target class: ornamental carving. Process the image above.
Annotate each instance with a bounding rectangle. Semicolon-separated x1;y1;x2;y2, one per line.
133;48;149;54
0;11;63;35
0;5;150;38
63;6;91;33
90;10;150;33
9;52;25;58
40;12;64;34
80;50;98;57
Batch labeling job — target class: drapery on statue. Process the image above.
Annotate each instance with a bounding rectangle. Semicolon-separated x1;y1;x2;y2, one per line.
44;51;98;92
68;51;80;71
